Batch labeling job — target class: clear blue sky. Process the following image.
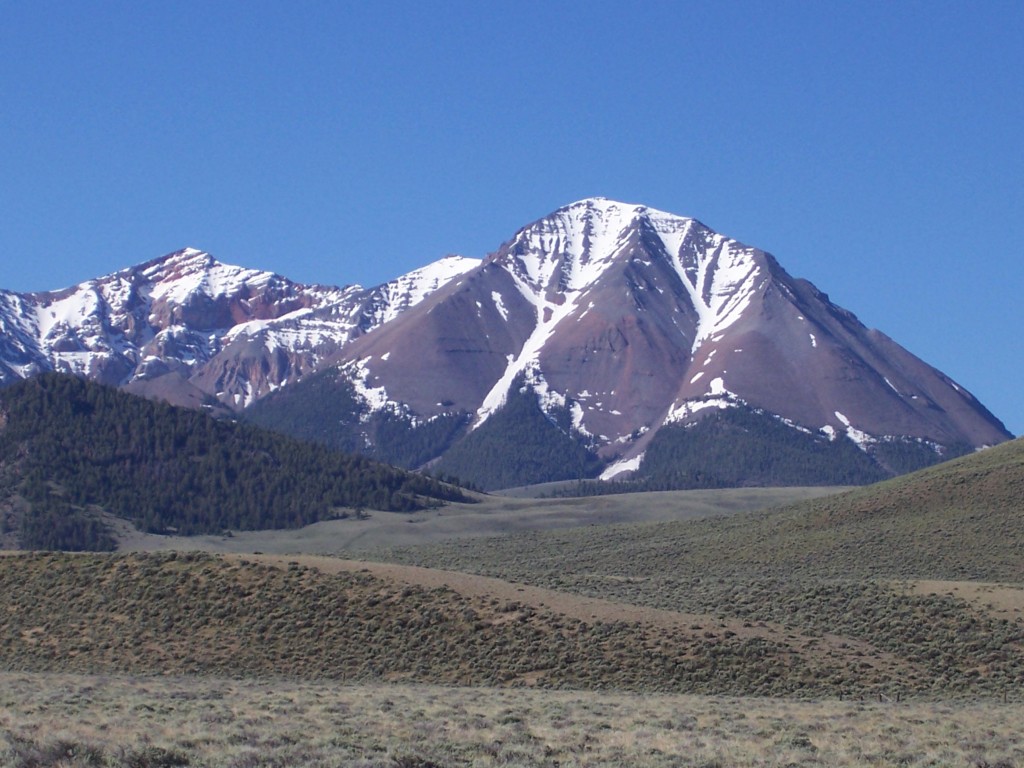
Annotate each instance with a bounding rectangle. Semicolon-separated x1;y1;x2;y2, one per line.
1;2;1021;435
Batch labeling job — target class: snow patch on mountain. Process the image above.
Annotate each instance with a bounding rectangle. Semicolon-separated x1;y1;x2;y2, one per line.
658;220;764;353
491;291;508;321
600;452;645;480
475;266;582;425
345;357;395;418
834;410;876;450
665;375;746;425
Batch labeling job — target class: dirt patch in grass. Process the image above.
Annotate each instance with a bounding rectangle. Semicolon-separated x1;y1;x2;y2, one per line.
241;554;732;630
908;580;1024;620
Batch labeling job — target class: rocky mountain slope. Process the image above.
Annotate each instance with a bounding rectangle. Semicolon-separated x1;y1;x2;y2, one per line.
0;199;1011;488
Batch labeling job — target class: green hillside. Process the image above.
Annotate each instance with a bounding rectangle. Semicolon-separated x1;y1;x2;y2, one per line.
0;374;468;551
385;438;1024;584
379;439;1024;698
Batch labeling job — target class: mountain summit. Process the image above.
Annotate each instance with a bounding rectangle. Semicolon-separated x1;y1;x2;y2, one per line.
0;199;1011;488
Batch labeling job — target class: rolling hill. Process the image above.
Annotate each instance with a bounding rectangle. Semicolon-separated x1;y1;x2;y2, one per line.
2;437;1019;702
380;438;1024;585
371;438;1024;698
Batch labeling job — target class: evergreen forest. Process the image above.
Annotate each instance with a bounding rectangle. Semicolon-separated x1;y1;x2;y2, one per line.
0;374;469;551
243;369;469;470
433;382;603;491
636;407;890;488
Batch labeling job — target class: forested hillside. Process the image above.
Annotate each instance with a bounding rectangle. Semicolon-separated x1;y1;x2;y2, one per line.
0;374;468;551
244;369;469;470
637;407;890;488
433;383;602;491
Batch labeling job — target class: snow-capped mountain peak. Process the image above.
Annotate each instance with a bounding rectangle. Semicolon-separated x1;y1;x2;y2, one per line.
465;200;766;426
136;248;280;307
498;198;656;295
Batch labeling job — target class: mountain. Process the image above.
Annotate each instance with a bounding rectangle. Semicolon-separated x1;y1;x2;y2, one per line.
0;247;478;410
277;198;1010;485
0;199;1011;490
0;374;469;551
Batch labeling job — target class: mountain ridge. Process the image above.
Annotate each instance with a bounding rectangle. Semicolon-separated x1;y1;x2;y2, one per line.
0;198;1011;489
0;247;478;410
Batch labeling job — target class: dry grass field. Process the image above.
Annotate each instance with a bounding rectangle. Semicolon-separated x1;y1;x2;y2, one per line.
367;443;1024;707
2;671;1023;768
2;442;1021;765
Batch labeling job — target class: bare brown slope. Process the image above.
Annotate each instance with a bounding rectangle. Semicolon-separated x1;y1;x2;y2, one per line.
334;264;534;417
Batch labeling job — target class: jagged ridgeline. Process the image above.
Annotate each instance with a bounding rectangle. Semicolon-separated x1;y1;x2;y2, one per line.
0;374;469;551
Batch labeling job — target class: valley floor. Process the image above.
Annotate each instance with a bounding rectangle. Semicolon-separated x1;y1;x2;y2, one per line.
2;671;1022;768
111;486;842;555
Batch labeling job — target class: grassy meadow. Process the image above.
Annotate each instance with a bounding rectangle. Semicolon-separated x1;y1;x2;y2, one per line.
2;672;1023;768
112;486;842;555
